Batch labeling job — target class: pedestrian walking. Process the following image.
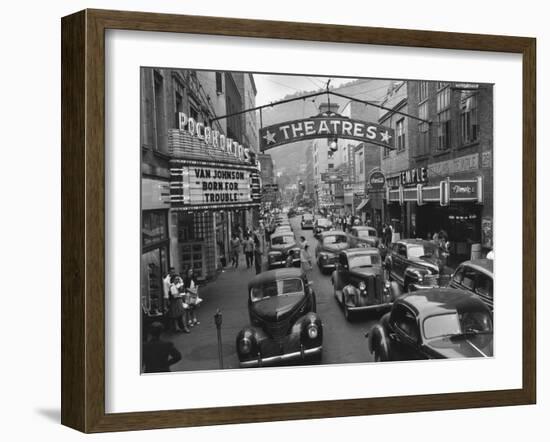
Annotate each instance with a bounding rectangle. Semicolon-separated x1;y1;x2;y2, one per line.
168;275;190;333
230;234;241;268
183;267;202;328
242;234;255;268
162;267;176;313
142;322;182;373
253;228;264;274
299;235;312;272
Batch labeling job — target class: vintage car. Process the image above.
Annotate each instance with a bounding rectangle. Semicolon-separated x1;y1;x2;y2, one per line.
313;217;332;238
236;268;323;368
448;259;494;312
384;239;452;292
273;225;292;236
331;248;401;320
267;232;301;269
301;213;315;229
367;288;493;361
348;226;380;248
315;230;351;274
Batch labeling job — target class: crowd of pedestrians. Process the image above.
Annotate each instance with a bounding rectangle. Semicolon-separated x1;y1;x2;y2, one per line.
228;225;265;274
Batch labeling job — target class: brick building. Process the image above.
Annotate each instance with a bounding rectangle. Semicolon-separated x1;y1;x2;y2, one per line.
380;80;493;263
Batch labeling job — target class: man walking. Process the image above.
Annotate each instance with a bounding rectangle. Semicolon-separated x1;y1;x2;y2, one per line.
253;228;264;274
230;234;241;268
243;234;255;269
299;235;312;273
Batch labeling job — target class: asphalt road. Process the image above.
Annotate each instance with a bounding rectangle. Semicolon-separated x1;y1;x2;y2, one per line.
166;214;379;372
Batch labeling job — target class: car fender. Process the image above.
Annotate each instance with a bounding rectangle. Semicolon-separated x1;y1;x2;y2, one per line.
291;312;323;345
404;266;430;288
236;326;265;358
368;322;391;361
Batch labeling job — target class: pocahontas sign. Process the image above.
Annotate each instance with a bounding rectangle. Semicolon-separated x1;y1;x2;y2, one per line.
259;115;395;151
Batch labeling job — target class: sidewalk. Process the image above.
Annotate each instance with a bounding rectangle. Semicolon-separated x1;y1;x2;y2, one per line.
167;258;260;372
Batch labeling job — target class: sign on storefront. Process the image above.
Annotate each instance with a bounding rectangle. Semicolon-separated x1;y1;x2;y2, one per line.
368;170;386;190
259;116;395;151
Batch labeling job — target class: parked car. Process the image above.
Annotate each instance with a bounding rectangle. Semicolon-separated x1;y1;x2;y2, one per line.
313;218;332;238
367;288;493;361
236;268;323;367
384;239;451;292
301;213;314;230
348;226;380;248
315;230;351;274
448;259;494;312
331;248;401;320
267;232;301;269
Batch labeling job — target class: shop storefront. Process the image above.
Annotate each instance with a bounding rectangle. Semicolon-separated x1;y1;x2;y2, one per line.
168;123;261;280
141;178;171;316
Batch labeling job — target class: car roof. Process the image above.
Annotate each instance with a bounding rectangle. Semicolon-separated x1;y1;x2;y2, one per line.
458;259;493;275
396;238;433;246
397;288;488;318
321;230;347;237
248;268;304;289
341;247;380;256
271;231;294;238
353;226;376;230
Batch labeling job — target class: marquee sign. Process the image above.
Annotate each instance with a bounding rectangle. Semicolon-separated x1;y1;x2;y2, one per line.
169;160;261;211
259;116;395;151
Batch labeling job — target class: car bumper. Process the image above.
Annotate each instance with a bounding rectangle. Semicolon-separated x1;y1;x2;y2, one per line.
346;302;393;313
239;345;322;368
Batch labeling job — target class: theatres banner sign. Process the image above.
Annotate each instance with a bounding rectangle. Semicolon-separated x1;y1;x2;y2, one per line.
259;117;395;151
169;160;261;211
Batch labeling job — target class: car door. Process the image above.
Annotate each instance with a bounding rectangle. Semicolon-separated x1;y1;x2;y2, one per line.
388;304;423;361
392;243;407;282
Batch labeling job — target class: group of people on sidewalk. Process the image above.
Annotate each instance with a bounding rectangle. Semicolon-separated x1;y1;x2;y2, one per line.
228;226;265;274
163;266;202;334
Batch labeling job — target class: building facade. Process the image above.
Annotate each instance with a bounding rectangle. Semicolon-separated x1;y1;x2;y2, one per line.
140;68;260;317
380;80;493;264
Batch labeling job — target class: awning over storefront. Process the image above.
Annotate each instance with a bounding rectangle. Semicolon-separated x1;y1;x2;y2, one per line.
356;198;370;211
385;177;483;206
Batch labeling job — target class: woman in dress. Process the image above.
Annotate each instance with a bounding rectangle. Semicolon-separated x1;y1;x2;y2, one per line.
183;267;202;327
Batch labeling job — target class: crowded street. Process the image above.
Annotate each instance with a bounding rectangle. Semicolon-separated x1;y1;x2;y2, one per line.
168;214;377;372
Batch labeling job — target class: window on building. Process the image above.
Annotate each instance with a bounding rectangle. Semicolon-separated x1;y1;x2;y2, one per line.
215;72;223;94
417;101;430;156
328;163;334;170
383;147;390;158
189;102;199;122
419;81;429;102
359;159;364;174
460;93;479;144
396;118;406;152
142;210;168;246
436;86;452;150
153;71;165;151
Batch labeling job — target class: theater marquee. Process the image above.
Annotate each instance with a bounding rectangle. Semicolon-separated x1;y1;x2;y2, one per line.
259;116;395;151
169;160;261;211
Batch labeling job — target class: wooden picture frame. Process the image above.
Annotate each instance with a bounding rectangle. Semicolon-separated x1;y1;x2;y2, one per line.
61;9;536;433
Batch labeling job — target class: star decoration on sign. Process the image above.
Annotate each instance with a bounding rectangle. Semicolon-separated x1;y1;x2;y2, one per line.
380;131;392;143
263;130;276;144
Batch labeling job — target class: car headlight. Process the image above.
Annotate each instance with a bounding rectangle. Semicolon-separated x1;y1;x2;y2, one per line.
359;281;367;291
307;324;318;339
238;337;252;354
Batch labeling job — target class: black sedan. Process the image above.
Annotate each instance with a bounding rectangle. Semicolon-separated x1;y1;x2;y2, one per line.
315;230;351;274
313;217;332;238
332;248;401;320
236;268;323;368
367;288;493;362
267;232;301;269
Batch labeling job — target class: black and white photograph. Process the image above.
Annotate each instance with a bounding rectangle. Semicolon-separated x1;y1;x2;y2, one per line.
140;68;494;373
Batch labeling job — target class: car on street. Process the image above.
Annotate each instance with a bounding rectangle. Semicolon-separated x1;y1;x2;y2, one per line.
313;217;332;238
315;230;351;274
273;225;292;236
301;213;315;229
267;232;301;268
367;288;493;361
348;226;380;248
384;239;451;292
236;268;323;368
331;248;401;320
448;259;494;312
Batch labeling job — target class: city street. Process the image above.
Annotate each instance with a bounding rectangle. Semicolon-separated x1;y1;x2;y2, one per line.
169;215;377;372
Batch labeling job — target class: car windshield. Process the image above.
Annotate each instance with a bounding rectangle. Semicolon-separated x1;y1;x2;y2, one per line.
271;235;294;245
250;278;304;302
324;235;348;245
423;311;493;340
357;229;376;238
408;243;440;259
348;254;381;268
